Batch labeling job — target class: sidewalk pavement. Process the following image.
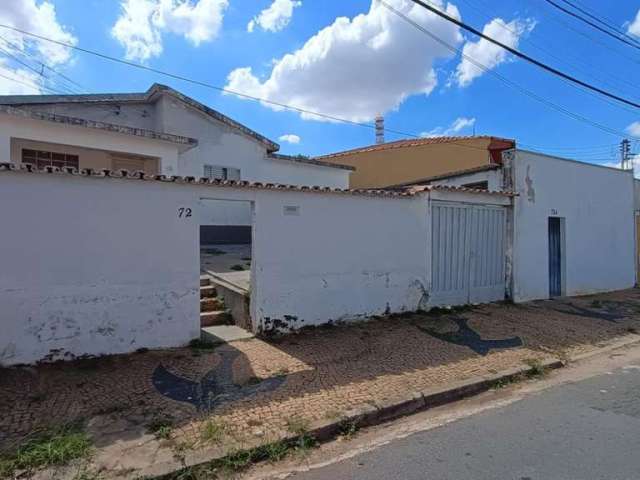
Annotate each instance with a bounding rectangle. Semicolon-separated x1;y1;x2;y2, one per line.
2;289;640;478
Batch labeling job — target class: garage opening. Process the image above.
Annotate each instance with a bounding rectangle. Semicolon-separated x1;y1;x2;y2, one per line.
198;198;254;335
430;202;507;307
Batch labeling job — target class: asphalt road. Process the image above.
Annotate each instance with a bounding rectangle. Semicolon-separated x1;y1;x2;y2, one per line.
294;361;640;480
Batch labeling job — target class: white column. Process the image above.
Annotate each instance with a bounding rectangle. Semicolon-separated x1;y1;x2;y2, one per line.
158;150;179;176
0;133;12;164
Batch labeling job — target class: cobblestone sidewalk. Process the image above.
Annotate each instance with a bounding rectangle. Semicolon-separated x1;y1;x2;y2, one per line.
2;289;640;475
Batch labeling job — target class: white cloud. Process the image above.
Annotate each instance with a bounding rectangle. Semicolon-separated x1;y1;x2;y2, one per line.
627;9;640;37
0;0;77;94
112;0;228;61
455;17;534;87
626;121;640;137
278;133;301;144
421;116;476;137
226;0;463;123
599;159;640;178
0;60;42;94
0;0;76;66
248;0;302;33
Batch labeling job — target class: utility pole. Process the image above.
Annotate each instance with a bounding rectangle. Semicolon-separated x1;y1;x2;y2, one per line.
620;139;633;171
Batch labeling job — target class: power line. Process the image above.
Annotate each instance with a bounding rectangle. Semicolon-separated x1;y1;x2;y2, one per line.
0;22;430;140
406;0;640;109
0;18;631;158
0;35;85;94
379;0;638;141
556;0;640;47
543;0;640;52
456;0;640;97
0;70;63;95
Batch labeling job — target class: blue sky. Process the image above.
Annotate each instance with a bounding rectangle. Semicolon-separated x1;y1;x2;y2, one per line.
1;0;640;165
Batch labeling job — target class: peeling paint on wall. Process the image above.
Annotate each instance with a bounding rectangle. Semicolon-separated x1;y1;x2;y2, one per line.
525;165;536;203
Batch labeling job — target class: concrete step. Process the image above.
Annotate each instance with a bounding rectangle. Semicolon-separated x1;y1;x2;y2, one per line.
200;285;217;299
201;325;255;345
200;276;211;287
201;297;225;312
200;310;232;327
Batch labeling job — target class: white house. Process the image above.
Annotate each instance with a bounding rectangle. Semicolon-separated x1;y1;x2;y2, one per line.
410;149;637;302
0;84;353;242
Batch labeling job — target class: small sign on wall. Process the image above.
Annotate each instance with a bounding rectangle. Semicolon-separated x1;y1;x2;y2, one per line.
283;205;300;216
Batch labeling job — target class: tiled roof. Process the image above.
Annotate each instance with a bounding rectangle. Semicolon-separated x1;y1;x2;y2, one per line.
407;184;514;197
0;83;278;152
315;136;516;161
269;153;355;171
0;162;513;198
0;105;197;147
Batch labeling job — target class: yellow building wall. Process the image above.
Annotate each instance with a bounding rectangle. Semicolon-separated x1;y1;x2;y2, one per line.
321;138;494;189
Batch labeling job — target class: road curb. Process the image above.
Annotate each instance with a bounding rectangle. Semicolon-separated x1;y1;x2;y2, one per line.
147;358;564;479
306;358;565;443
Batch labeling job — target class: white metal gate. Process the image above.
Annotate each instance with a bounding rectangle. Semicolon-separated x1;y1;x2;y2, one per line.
430;202;506;306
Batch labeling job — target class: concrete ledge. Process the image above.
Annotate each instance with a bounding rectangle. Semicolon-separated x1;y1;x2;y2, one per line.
140;358;565;480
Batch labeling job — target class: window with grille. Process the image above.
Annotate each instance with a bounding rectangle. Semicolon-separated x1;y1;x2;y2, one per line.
462;180;489;190
22;149;79;170
203;164;240;181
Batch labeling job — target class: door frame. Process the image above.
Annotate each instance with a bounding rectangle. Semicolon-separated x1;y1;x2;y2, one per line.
548;216;566;298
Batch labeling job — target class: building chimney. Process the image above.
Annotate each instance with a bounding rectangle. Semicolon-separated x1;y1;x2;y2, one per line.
375;115;385;145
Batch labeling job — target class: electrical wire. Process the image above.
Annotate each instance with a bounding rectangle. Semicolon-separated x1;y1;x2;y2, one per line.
0;18;631;159
379;0;638;141
456;0;640;96
546;0;640;50
406;0;640;109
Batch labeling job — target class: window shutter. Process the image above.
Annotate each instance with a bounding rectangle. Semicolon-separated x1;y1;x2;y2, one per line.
226;167;241;181
204;165;226;180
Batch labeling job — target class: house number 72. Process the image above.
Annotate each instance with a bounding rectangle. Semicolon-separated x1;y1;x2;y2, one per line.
178;207;193;218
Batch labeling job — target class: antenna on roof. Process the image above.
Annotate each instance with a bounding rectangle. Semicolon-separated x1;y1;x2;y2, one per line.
375;114;385;144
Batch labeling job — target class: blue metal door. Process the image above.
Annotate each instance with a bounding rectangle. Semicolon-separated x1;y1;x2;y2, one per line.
548;217;562;297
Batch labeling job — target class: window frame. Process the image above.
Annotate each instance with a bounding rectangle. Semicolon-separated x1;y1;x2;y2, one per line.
22;148;79;170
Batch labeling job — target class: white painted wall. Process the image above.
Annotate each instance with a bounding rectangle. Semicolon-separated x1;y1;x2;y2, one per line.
10;138;159;174
0;171;200;366
0;168;433;363
14;96;351;188
511;150;636;302
154;95;350;188
0;114;180;174
634;179;640;211
250;191;429;332
428;168;503;191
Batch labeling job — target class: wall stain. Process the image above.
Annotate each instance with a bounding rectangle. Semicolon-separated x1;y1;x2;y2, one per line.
525;165;536;203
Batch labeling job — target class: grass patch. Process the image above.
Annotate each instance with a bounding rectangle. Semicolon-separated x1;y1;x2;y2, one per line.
166;434;319;479
147;418;173;440
230;264;245;271
285;417;309;436
0;425;92;478
323;409;343;421
337;419;359;439
523;358;548;378
200;420;227;444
